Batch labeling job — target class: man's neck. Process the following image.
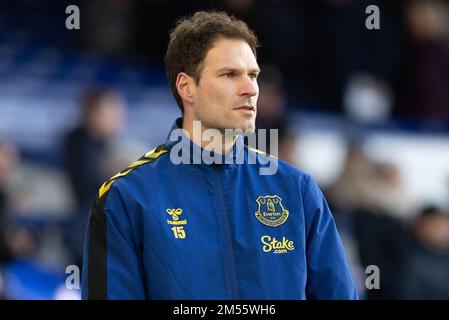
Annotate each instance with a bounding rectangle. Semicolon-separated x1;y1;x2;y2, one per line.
182;117;238;155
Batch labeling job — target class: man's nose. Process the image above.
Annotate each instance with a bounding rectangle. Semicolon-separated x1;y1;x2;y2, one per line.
238;75;258;98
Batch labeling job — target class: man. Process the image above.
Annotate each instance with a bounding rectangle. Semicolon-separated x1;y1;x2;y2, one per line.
64;88;125;265
400;206;449;299
64;88;126;212
82;11;358;300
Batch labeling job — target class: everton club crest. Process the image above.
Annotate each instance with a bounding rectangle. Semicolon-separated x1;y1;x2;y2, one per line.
255;195;289;227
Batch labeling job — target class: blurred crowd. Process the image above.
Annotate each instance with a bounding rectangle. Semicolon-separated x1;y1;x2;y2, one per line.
0;88;129;298
76;0;449;125
0;0;449;299
324;144;449;299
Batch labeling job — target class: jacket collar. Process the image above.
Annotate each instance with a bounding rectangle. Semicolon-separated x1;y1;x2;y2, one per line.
164;118;245;167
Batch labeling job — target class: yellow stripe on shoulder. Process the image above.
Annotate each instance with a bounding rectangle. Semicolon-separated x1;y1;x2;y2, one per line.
97;144;168;199
98;180;114;198
145;148;169;159
246;145;278;159
127;159;151;169
110;168;133;181
128;148;169;168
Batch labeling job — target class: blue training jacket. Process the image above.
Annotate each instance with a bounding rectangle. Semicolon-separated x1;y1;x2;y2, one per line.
82;118;358;300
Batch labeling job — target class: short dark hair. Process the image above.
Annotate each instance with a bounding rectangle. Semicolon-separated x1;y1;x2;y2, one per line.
164;11;260;112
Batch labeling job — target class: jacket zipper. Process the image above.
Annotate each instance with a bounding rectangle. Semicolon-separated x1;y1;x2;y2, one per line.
215;166;239;299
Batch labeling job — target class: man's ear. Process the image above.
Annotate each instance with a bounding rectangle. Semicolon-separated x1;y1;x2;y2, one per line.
176;72;195;105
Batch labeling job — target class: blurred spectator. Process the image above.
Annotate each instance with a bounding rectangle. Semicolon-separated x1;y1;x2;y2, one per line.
0;142;38;299
326;142;379;211
395;0;449;123
400;206;449;299
326;141;416;299
351;207;414;299
64;88;126;211
63;88;126;264
374;162;418;221
331;207;367;299
327;142;416;220
256;64;287;130
254;64;288;154
277;126;300;167
0;143;37;264
0;142;19;264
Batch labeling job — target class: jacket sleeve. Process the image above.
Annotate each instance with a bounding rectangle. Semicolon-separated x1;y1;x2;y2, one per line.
302;175;359;300
82;182;146;299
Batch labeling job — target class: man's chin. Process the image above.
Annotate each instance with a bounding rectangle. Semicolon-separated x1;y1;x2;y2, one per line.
231;120;255;133
228;126;255;135
211;119;255;133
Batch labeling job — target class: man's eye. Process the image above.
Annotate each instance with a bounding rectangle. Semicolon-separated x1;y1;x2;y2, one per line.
223;72;235;78
249;73;258;79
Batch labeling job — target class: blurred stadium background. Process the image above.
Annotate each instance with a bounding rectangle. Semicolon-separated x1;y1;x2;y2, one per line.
0;0;449;300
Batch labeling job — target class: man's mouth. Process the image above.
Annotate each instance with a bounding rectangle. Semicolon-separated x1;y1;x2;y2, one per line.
234;105;255;111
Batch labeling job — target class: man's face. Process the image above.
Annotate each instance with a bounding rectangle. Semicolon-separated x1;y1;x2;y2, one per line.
190;38;260;132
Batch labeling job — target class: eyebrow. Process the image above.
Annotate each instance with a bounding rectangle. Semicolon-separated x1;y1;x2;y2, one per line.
216;67;261;74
